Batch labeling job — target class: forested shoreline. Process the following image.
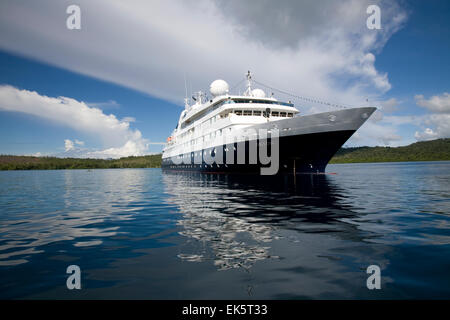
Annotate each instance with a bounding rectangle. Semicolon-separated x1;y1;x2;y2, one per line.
1;138;449;170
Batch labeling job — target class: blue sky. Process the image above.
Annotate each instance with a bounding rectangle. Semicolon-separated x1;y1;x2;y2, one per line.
0;0;449;157
0;51;180;155
375;0;450;103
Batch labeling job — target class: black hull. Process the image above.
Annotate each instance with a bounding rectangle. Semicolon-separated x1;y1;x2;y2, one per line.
162;130;355;175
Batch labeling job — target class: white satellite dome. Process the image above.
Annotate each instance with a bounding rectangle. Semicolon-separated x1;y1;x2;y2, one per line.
251;88;266;98
209;79;229;97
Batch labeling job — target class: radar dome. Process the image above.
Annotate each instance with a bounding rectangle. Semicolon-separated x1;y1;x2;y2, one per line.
251;88;266;98
210;79;229;97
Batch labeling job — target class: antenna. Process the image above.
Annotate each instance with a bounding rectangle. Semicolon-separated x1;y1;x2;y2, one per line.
245;70;252;96
184;73;189;109
184;73;188;99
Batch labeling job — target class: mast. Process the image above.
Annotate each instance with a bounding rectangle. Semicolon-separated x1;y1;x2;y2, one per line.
244;70;252;96
184;73;190;110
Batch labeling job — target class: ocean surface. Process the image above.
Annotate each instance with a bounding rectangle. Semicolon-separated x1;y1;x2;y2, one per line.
0;162;449;299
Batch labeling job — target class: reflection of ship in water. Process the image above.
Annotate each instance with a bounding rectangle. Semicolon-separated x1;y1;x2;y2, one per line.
163;172;359;271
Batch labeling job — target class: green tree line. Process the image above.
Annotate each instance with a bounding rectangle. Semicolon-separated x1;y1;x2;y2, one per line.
0;154;162;170
330;138;450;163
1;138;449;170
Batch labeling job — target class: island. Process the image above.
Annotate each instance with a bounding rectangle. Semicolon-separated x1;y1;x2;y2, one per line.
1;138;449;170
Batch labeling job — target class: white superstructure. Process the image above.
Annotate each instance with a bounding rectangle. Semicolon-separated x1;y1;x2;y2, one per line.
163;72;299;161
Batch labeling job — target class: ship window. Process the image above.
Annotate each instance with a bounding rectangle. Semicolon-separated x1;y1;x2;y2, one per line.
280;112;287;117
230;98;294;107
272;111;279;117
253;110;262;116
288;113;293;117
234;110;242;116
243;110;252;116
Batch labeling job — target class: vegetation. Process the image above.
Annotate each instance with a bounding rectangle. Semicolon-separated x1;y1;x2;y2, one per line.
0;154;162;170
1;138;449;170
330;138;450;164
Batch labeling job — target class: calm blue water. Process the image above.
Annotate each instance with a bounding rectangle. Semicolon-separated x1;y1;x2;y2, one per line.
0;162;449;299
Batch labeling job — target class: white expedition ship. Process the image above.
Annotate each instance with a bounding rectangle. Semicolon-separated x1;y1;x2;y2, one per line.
162;72;375;175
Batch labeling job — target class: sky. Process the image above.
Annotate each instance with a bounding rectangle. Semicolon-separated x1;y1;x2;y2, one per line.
0;0;449;158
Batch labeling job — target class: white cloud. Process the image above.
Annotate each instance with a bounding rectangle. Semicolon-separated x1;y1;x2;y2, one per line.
414;93;450;141
346;97;405;146
0;0;408;146
414;113;450;141
0;85;149;158
0;1;405;103
356;92;450;145
64;139;75;152
84;138;148;159
349;120;403;146
366;98;396;124
121;117;136;123
382;114;423;126
414;128;438;141
415;93;450;113
380;98;399;113
86;100;120;109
